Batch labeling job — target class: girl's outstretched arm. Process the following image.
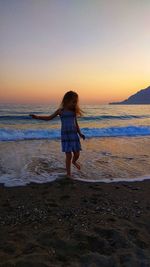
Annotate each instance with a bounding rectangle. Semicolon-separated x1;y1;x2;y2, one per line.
75;116;85;140
30;109;60;121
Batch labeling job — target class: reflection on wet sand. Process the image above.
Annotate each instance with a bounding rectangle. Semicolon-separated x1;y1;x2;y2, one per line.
0;137;150;186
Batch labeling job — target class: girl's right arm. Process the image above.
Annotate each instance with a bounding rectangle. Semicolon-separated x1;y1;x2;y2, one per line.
75;116;85;140
30;109;60;121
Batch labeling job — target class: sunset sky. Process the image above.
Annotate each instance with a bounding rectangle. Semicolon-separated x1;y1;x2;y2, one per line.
0;0;150;104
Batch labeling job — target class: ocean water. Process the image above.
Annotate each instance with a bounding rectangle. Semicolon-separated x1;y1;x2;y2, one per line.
0;104;150;141
0;103;150;186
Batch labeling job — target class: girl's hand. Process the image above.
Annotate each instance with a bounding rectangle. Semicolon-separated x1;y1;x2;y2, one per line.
29;114;37;119
80;133;85;140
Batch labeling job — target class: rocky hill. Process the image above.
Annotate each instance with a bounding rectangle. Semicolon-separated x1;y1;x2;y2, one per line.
109;86;150;104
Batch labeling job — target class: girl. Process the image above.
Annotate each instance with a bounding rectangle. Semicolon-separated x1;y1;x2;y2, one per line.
30;91;85;178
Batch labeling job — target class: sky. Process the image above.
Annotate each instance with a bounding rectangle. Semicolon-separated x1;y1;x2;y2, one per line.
0;0;150;104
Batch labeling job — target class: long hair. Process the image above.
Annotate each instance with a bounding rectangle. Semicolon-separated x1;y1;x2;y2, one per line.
60;91;83;116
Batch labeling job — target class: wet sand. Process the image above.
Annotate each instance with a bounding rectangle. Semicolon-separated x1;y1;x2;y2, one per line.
0;137;150;186
0;178;150;267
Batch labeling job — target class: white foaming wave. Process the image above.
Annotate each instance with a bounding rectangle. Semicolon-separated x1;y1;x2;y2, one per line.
1;125;150;141
83;126;150;138
0;126;150;141
0;128;60;141
0;171;64;187
0;173;150;187
73;175;150;183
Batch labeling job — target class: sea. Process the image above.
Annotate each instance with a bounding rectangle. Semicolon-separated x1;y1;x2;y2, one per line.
0;103;150;186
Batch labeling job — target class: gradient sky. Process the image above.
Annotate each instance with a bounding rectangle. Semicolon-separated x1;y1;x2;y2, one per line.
0;0;150;104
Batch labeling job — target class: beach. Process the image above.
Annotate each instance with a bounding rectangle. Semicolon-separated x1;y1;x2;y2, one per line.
1;0;150;265
0;178;150;266
0;104;150;266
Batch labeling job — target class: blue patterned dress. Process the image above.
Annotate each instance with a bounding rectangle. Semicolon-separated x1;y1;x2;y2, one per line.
59;109;82;152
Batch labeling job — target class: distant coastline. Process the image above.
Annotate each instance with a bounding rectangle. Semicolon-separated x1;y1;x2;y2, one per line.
109;85;150;105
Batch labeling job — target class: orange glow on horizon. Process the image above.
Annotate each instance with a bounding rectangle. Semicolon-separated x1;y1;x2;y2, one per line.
0;81;149;105
0;66;149;104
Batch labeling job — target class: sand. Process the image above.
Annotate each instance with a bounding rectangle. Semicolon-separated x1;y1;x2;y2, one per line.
1;137;150;187
0;178;150;267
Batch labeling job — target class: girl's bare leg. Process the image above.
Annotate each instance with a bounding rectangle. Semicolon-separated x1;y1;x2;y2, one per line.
65;152;72;177
72;151;81;170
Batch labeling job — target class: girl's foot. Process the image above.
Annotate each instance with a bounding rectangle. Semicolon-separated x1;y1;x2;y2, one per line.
72;161;81;170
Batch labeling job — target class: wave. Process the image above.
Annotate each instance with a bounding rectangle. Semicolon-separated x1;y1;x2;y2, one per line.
81;115;150;121
0;114;45;120
0;126;150;141
0;114;150;121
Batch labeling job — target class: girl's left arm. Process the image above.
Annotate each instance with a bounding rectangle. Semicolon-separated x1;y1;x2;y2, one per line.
75;116;85;140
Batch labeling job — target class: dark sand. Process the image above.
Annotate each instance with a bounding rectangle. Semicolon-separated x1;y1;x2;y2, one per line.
0;178;150;267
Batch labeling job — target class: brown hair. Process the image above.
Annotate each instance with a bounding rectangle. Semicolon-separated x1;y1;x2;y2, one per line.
60;91;83;116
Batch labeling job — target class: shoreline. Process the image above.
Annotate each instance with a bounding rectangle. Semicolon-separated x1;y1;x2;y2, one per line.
0;136;150;187
0;178;150;266
74;174;150;184
1;174;150;188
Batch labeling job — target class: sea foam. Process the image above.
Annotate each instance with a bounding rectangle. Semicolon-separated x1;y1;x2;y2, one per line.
0;125;150;141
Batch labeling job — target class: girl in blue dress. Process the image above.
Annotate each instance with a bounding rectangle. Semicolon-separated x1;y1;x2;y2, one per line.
30;91;85;178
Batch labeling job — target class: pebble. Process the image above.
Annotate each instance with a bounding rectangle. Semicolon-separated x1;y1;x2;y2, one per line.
132;187;141;190
34;208;38;212
107;208;111;212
